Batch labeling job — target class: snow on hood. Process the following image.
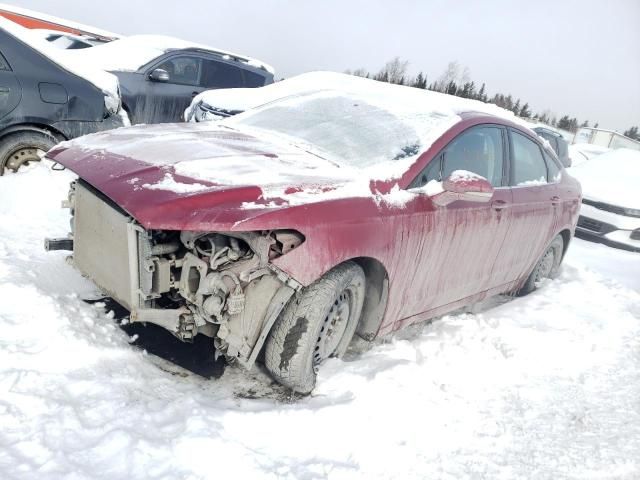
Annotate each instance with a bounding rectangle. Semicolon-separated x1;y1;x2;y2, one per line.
64;34;274;74
0;17;120;109
568;143;610;167
570;148;640;209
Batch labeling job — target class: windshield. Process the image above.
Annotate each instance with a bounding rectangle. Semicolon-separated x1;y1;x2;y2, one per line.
226;91;422;168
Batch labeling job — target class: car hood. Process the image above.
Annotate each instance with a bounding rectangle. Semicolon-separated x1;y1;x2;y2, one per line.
569;148;640;210
46;123;369;230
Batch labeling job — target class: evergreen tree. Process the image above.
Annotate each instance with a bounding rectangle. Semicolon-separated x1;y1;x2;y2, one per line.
557;115;571;130
513;99;521;115
580;120;590;128
623;126;639;140
519;103;531;118
477;83;487;102
412;72;427;89
446;81;458;95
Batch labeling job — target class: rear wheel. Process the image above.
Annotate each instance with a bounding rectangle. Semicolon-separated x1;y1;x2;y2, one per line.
517;235;564;296
0;131;59;175
265;262;366;394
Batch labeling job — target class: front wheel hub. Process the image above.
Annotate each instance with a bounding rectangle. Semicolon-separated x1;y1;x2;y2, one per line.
314;290;351;365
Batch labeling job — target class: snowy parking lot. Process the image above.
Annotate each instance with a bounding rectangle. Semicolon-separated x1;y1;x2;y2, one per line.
1;162;639;479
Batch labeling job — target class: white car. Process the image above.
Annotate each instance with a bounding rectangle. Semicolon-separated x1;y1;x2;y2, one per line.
570;148;640;251
185;72;353;122
568;143;609;167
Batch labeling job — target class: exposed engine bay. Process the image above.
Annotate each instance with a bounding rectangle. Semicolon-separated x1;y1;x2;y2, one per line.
51;180;304;368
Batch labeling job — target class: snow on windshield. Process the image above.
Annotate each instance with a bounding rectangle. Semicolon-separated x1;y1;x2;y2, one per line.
229;91;425;168
0;17;120;107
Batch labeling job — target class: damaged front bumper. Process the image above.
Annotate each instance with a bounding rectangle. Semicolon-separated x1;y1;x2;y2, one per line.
48;180;302;368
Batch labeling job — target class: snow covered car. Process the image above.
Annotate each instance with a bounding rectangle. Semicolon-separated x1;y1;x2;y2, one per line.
184;72;326;122
66;35;274;124
568;143;610;167
0;19;124;174
570;148;640;252
45;74;581;393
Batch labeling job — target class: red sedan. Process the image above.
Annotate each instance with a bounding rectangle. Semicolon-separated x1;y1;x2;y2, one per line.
45;73;581;393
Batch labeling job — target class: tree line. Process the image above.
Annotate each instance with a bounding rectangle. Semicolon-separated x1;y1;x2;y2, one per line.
346;58;638;137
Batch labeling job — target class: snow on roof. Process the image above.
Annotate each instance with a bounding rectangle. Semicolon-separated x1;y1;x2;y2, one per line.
64;34;274;74
0;2;121;39
0;17;119;107
569;148;640;209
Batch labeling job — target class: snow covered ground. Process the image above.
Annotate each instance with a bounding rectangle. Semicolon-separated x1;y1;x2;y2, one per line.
1;162;639;480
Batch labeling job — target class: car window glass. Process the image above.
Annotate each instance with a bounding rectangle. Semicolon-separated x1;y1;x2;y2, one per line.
544;151;561;182
441;127;504;187
511;130;548;186
556;137;569;165
201;60;247;89
156;56;201;86
538;130;559;155
244;69;268;88
410;155;441;188
0;51;9;71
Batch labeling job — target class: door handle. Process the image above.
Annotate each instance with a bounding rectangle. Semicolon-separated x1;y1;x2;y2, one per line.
492;199;508;211
551;196;561;206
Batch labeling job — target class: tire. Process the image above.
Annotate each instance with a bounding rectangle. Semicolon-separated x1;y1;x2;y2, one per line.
0;131;59;175
265;261;366;394
517;234;564;296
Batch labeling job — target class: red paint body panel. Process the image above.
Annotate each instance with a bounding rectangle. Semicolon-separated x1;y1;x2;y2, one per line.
48;113;581;336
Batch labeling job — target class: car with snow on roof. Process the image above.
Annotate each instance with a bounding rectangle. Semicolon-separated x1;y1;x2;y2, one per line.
44;73;581;393
66;35;274;125
0;18;125;174
570;148;640;252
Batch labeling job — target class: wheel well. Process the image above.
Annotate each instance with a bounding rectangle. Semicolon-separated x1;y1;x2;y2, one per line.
0;123;67;143
350;257;389;341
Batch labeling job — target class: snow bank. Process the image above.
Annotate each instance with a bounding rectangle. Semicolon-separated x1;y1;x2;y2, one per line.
0;17;120;110
65;34;274;74
569;148;640;209
1;162;640;479
568;143;610;167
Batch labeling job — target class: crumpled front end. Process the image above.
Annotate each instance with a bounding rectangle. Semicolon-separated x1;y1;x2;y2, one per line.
65;180;304;368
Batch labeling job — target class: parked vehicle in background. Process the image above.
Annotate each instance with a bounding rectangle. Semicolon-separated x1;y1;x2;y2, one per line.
184;72;328;122
45;73;580;393
0;19;124;174
34;29;110;49
570;148;640;252
533;126;570;167
568;143;610;167
66;35;274;124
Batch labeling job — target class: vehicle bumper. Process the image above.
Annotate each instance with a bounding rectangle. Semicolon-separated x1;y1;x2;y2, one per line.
575;203;640;252
53;112;126;139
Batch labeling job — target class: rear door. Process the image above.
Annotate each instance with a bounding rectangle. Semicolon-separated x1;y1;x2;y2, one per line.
490;128;559;286
0;49;21;121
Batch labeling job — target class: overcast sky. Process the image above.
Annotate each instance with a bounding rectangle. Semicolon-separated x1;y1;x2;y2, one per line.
11;0;640;131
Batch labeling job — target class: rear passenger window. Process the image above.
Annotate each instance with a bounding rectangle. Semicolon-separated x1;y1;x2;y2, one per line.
0;51;10;71
201;60;246;89
510;131;548;186
441;127;504;187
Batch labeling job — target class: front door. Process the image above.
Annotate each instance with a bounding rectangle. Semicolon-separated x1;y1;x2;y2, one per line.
397;125;512;319
140;55;206;123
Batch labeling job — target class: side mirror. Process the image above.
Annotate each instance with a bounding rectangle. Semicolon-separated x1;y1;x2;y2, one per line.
149;68;170;82
433;171;494;207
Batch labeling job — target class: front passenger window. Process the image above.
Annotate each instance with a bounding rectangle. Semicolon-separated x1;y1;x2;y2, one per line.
441;127;504;187
155;56;201;86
